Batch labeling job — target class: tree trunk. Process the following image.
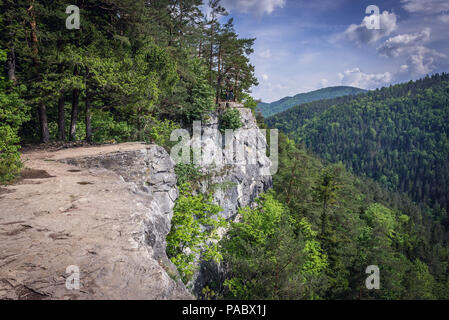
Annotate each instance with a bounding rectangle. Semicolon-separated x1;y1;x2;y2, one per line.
70;66;79;141
29;0;49;144
38;104;49;143
7;46;17;85
28;1;39;64
234;69;240;102
70;88;79;141
209;16;215;84
57;93;66;141
215;44;222;103
85;89;92;143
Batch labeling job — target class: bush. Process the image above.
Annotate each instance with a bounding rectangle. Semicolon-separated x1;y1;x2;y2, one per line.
166;184;226;284
142;117;181;151
91;109;133;143
241;93;258;114
219;108;242;133
175;163;203;187
0;49;29;184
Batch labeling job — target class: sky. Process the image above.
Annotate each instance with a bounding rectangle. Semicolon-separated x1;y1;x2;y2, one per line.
215;0;449;102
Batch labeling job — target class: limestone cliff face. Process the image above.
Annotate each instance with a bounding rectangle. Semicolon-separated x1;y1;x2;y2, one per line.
199;105;273;220
190;104;273;293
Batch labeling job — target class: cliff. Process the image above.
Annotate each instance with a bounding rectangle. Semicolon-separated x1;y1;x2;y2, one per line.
0;143;191;300
190;104;273;293
0;107;272;299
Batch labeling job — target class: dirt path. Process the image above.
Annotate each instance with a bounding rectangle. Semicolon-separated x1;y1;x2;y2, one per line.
0;143;189;300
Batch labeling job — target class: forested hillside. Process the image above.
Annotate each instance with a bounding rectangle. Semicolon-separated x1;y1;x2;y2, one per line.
267;74;449;222
214;131;449;300
257;86;365;118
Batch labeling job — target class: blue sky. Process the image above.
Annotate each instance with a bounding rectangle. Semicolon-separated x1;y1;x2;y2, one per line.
217;0;449;102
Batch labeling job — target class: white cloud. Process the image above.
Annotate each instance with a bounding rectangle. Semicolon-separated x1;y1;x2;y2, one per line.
338;68;393;89
377;28;432;57
319;79;329;87
401;0;449;14
400;65;409;73
259;49;272;59
261;73;269;81
344;11;397;46
221;0;286;16
377;28;447;76
407;46;447;75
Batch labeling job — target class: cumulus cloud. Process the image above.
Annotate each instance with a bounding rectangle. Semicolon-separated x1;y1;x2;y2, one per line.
344;11;397;46
377;28;432;57
377;28;446;76
407;47;447;75
221;0;286;16
401;0;449;14
338;68;393;89
261;73;269;81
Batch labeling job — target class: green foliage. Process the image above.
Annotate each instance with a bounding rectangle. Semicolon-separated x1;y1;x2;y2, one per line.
260;132;449;300
174;57;216;122
267;73;449;217
141;117;181;151
219;109;242;133
175;163;203;187
222;193;328;300
90;110;133;143
166;184;226;284
0;0;257;145
241;93;258;114
0;48;29;183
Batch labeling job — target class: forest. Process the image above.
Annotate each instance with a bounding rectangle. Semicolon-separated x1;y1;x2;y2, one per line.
266;74;449;223
1;0;449;300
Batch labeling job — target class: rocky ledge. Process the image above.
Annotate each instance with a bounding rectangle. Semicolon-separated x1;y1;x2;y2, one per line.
0;143;191;300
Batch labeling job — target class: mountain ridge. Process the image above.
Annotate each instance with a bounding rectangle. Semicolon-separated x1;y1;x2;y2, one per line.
257;86;366;117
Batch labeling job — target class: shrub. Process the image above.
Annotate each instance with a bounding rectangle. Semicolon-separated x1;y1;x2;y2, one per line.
175;163;203;187
142;117;181;151
91;109;133;143
166;184;226;284
219;108;242;133
0;49;29;184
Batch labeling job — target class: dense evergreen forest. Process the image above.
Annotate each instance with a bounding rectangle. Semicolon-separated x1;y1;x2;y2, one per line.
267;74;449;222
257;86;365;118
1;1;449;300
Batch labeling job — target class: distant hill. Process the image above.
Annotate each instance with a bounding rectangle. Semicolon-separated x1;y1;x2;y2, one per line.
257;86;366;117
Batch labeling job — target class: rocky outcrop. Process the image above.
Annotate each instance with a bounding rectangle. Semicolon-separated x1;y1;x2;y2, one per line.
61;146;179;261
0;143;191;300
195;105;273;220
0;105;272;300
191;105;273;293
